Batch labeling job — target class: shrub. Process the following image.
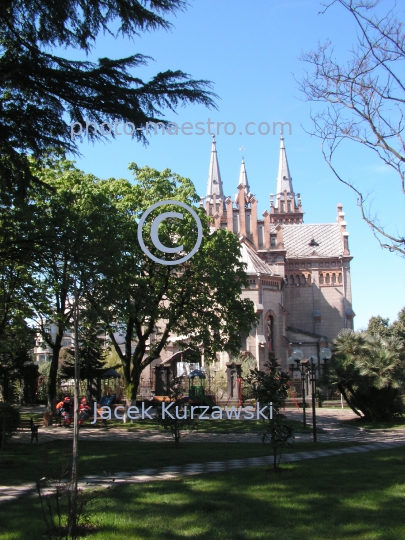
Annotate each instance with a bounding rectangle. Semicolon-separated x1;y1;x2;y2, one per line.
0;402;20;448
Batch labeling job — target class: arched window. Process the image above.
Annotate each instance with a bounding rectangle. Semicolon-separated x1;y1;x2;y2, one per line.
307;274;312;285
326;273;330;284
332;273;336;284
266;313;275;352
338;273;342;284
296;275;300;286
290;275;294;285
319;273;324;284
301;275;306;285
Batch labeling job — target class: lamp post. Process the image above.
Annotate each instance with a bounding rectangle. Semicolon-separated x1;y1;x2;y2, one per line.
300;347;332;443
289;349;305;428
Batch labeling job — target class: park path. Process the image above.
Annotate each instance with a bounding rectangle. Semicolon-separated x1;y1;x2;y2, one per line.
2;409;405;503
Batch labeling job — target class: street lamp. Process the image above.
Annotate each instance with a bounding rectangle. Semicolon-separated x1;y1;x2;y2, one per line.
300;348;332;443
289;349;306;428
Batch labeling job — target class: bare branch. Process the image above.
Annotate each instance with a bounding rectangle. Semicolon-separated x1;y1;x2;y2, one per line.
298;0;404;255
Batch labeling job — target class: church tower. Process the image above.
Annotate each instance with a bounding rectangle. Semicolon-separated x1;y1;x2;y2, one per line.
204;135;225;220
269;136;303;225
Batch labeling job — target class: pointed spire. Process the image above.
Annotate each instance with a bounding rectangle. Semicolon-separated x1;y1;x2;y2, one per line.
276;135;294;196
206;135;224;199
238;157;250;194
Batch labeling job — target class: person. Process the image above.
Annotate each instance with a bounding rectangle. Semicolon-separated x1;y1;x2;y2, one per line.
56;396;71;427
78;398;92;426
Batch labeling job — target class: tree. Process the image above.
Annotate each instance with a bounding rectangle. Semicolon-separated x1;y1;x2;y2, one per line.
298;0;405;255
25;157;121;408
0;259;35;403
246;358;294;470
0;0;217;196
325;328;405;421
58;323;111;391
155;376;195;448
367;315;392;338
91;164;258;403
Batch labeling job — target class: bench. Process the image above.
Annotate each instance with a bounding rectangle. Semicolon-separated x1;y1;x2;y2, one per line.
18;418;40;443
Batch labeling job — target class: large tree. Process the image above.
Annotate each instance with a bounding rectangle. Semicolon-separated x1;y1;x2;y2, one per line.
26;157;121;408
91;164;258;402
298;0;404;256
0;0;217;196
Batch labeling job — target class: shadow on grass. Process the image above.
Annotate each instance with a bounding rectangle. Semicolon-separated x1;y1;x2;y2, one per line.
1;448;404;539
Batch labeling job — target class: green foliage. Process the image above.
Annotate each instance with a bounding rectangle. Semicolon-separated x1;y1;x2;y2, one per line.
155;377;195;448
92;164;257;400
58;325;110;381
0;0;217;196
0;402;20;448
246;358;294;469
325;329;405;421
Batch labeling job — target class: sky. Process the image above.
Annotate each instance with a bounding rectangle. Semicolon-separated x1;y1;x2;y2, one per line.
67;0;405;330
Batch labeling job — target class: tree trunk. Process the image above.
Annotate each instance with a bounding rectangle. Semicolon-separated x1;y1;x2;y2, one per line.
47;335;63;410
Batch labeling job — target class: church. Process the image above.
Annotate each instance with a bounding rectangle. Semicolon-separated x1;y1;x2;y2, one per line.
201;135;355;373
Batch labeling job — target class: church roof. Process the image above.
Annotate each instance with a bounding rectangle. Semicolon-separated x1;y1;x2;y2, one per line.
206;136;224;199
276;136;294;197
239;241;273;275
279;223;344;258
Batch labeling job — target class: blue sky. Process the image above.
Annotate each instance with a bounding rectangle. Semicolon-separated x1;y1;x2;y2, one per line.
67;0;405;330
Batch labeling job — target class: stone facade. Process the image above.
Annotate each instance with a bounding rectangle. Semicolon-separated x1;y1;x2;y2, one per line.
202;135;354;371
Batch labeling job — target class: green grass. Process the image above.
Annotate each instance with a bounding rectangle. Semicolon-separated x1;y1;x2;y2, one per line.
341;415;405;430
53;415;313;434
0;439;355;486
1;448;404;539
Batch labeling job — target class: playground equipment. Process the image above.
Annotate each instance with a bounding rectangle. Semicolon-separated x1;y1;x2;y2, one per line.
187;369;216;408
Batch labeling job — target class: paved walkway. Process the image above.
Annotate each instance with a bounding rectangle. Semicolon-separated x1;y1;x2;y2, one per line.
2;408;405;504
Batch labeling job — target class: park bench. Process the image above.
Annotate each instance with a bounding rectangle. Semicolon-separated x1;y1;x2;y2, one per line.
18;418;40;443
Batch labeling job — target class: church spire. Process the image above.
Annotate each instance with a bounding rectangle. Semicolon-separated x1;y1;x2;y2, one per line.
270;135;303;224
276;135;294;197
206;135;224;199
238;157;250;194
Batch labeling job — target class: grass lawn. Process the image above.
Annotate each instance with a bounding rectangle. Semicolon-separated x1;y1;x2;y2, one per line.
1;447;404;539
21;412;315;434
0;439;354;486
341;415;405;431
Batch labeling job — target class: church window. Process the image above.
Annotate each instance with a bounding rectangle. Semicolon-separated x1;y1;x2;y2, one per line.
266;313;274;352
287;201;291;212
233;214;239;233
280;201;284;212
258;226;263;247
246;213;251;234
209;205;213;216
319;273;324;284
